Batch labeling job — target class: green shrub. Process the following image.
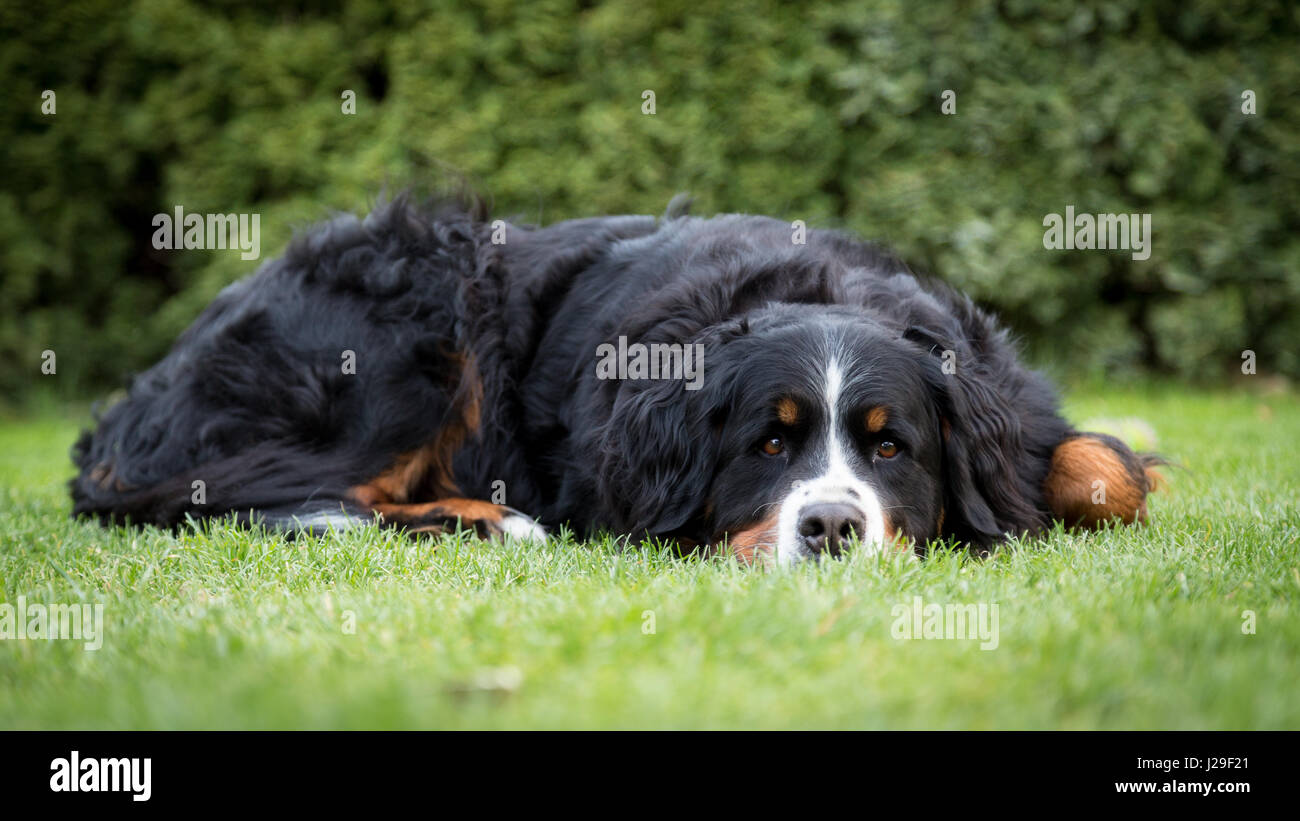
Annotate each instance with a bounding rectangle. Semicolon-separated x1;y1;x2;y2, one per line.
2;0;1296;404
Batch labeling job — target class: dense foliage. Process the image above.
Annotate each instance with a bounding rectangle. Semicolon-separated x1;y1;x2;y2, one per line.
2;0;1296;402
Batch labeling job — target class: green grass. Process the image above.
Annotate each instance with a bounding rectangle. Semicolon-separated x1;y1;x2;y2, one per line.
2;384;1298;729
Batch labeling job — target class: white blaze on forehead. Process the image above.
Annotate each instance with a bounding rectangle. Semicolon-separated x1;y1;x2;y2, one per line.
774;355;888;564
824;360;849;478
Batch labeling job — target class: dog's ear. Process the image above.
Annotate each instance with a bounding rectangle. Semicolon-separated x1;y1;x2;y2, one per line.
590;318;754;538
594;369;720;537
907;325;1052;545
1043;433;1162;527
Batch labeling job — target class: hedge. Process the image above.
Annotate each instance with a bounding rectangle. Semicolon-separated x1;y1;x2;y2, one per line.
2;0;1296;404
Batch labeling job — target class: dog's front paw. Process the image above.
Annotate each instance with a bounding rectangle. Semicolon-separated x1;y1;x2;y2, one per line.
495;510;549;545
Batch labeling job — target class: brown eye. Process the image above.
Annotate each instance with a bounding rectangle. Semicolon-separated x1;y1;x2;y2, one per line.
761;436;785;456
876;441;898;459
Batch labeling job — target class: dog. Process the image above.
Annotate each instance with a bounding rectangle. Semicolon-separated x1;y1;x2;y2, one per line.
72;195;1161;563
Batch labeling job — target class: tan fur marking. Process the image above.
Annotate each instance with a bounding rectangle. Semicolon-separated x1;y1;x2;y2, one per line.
88;463;131;492
723;513;781;566
866;406;889;433
371;498;508;535
1044;436;1149;528
776;397;799;426
881;519;914;554
350;352;484;506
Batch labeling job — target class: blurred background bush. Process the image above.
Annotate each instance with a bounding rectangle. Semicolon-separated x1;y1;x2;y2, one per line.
2;0;1296;406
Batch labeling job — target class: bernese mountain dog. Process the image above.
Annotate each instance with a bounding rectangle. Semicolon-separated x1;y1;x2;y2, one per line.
72;195;1161;563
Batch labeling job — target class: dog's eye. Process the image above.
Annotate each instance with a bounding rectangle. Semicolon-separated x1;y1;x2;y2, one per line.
876;441;898;459
761;436;785;456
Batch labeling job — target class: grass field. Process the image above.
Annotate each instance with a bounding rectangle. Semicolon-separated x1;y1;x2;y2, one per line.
1;384;1297;729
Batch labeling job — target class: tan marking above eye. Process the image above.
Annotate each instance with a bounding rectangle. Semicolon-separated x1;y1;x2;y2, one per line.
776;397;799;426
866;406;889;433
876;441;898;459
762;436;785;456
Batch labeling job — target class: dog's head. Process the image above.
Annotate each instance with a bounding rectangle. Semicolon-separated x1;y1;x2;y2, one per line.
595;299;1153;563
701;306;950;563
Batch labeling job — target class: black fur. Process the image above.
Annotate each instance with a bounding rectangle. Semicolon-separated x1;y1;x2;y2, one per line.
72;195;1152;551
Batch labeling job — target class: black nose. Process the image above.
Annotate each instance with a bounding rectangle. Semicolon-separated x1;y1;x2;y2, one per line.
797;502;868;557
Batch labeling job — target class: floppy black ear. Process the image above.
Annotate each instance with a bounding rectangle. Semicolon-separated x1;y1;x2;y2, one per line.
588;319;752;538
593;372;720;537
906;324;1058;546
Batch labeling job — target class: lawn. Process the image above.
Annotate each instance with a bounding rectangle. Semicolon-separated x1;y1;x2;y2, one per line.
1;384;1297;729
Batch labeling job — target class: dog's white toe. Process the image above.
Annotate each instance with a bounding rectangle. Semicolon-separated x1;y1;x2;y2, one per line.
497;512;548;544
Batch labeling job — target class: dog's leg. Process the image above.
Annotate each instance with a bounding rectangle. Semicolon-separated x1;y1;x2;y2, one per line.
1043;432;1164;529
368;499;547;543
